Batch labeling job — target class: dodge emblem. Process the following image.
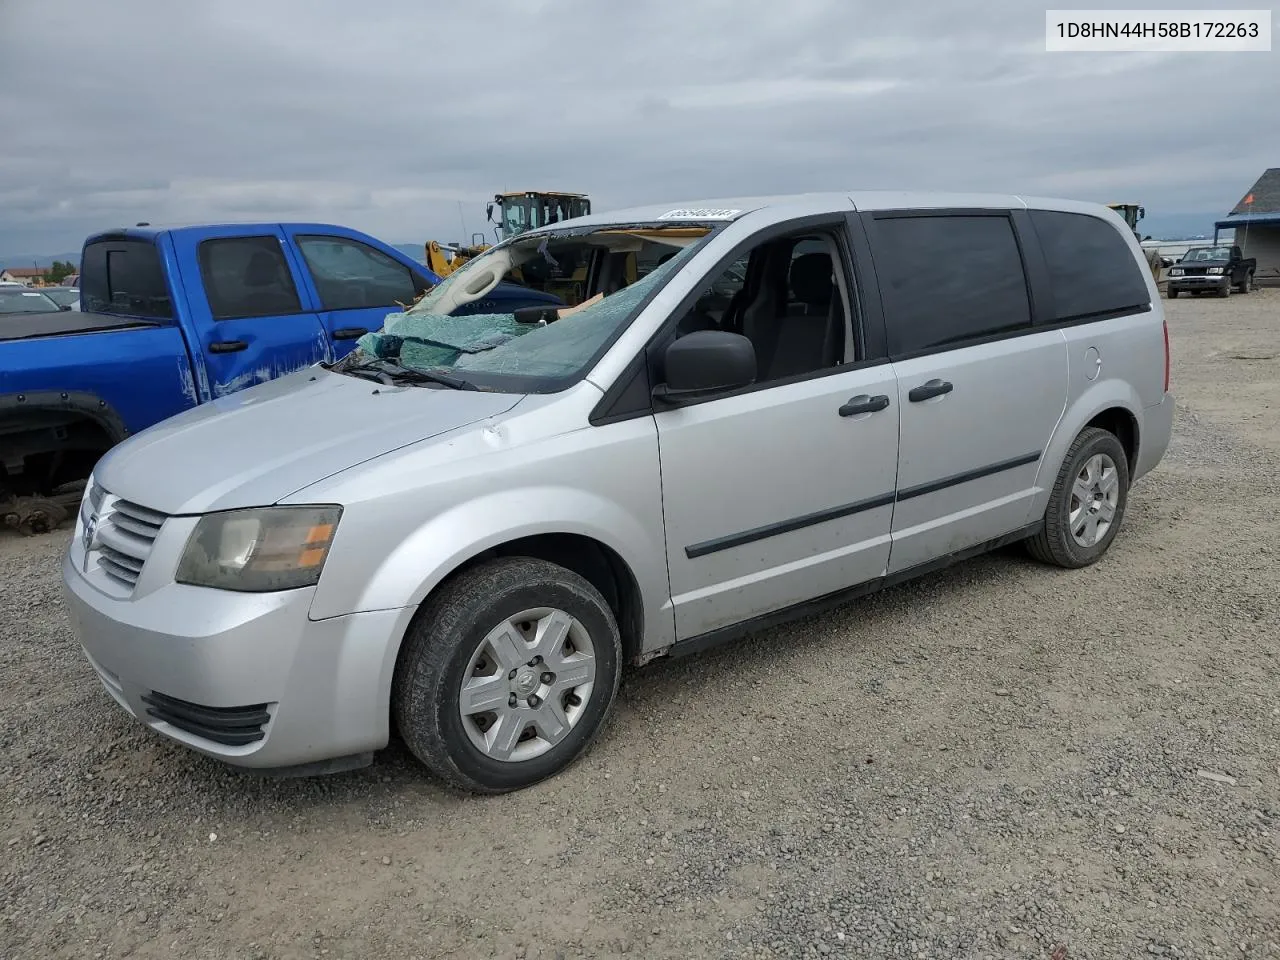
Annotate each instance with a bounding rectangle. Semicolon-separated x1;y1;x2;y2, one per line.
82;514;98;553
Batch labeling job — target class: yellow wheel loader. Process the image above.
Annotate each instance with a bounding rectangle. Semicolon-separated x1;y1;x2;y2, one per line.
1107;203;1164;281
424;191;592;278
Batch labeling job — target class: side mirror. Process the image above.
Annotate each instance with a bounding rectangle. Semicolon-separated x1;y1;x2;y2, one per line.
486;203;495;222
652;330;756;405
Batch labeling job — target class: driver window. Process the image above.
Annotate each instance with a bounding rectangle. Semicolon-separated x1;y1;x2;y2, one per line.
674;230;852;385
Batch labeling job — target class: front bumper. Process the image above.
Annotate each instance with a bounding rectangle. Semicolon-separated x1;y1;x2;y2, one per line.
1168;275;1228;292
61;548;414;772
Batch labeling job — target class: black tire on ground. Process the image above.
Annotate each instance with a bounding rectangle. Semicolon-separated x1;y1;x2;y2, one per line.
392;556;622;794
1166;287;1178;298
1026;427;1131;569
1217;282;1231;298
1238;272;1254;294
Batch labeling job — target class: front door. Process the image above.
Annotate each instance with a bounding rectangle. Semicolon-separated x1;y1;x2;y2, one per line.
174;229;332;398
861;210;1069;574
290;232;431;359
654;220;901;640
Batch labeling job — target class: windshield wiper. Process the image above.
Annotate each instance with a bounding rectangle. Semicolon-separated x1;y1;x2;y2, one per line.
341;357;477;390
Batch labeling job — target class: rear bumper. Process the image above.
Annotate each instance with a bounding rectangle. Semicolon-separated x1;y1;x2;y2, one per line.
1135;391;1175;483
61;551;413;771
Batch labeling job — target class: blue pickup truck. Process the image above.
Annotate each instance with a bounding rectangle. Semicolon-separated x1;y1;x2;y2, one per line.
0;221;562;533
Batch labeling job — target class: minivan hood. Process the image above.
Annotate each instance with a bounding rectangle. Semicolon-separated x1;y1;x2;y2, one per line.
94;367;523;515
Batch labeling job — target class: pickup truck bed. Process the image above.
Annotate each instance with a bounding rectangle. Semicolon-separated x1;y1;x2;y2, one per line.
0;312;155;342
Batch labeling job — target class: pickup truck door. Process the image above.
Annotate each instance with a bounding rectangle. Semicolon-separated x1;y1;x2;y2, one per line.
169;226;333;398
287;230;434;359
1230;246;1247;285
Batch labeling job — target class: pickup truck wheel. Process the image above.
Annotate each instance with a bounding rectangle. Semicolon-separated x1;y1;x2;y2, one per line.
1217;282;1231;298
1026;427;1130;569
393;556;622;794
1166;287;1178;299
1237;272;1254;294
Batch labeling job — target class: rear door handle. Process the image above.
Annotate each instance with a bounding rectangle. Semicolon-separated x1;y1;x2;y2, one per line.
208;340;247;354
839;394;890;417
908;379;953;402
331;327;369;340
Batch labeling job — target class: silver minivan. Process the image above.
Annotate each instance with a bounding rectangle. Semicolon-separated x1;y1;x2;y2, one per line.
61;192;1174;793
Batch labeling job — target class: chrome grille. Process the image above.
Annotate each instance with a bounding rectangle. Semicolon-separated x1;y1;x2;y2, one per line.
83;484;169;591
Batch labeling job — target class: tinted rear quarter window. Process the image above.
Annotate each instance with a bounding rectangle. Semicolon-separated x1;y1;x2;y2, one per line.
198;236;302;320
872;214;1031;355
80;239;172;319
1030;210;1151;321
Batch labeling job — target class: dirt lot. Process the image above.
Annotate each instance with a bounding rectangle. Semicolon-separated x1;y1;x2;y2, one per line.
2;291;1277;960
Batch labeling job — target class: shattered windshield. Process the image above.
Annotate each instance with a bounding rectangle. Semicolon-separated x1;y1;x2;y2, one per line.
348;227;708;391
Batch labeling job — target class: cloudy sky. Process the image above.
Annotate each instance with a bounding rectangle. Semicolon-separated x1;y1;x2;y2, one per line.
1;0;1275;258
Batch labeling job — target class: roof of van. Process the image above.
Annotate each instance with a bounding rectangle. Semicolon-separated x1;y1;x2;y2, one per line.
525;191;1118;233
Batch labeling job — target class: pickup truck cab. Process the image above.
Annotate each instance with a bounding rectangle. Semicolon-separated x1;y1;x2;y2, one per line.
62;191;1174;793
1165;244;1256;297
0;222;562;531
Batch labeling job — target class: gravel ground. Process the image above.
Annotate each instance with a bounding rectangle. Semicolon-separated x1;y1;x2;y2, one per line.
2;290;1278;960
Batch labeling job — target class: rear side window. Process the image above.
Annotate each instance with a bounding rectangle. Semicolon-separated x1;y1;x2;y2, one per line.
872;214;1031;355
80;239;172;319
294;235;419;310
1030;210;1151;321
198;236;302;320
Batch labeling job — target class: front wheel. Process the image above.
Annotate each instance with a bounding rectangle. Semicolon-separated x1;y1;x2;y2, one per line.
1026;427;1131;569
1166;287;1178;299
1217;282;1231;298
393;557;622;793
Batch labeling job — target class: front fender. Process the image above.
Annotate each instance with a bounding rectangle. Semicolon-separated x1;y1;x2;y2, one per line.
309;486;675;648
1027;377;1144;522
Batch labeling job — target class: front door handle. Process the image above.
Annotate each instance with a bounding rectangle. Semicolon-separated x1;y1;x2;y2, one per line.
331;327;369;340
208;339;247;354
908;379;953;402
839;394;890;417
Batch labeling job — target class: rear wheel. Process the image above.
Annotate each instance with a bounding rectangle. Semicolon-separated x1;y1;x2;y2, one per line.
1026;427;1130;569
393;557;622;794
1237;271;1254;294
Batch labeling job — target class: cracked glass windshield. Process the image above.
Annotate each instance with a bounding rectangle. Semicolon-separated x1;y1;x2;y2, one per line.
346;226;711;389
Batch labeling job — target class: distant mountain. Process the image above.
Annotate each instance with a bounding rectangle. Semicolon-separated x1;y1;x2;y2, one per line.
391;243;427;264
0;252;81;270
1138;213;1222;241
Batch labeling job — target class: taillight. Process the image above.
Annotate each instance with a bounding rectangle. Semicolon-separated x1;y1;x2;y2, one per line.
1162;316;1170;394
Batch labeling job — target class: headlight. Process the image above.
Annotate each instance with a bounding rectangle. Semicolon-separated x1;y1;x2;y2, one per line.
1208;267;1223;275
176;505;341;592
1169;268;1183;277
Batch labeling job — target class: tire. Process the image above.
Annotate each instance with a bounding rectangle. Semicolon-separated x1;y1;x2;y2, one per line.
1166;287;1178;299
1238;272;1254;294
392;556;622;794
1217;282;1231;298
1026;427;1131;569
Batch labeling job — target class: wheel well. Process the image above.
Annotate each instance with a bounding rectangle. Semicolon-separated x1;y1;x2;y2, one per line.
445;534;645;665
1085;407;1138;474
0;409;117;499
